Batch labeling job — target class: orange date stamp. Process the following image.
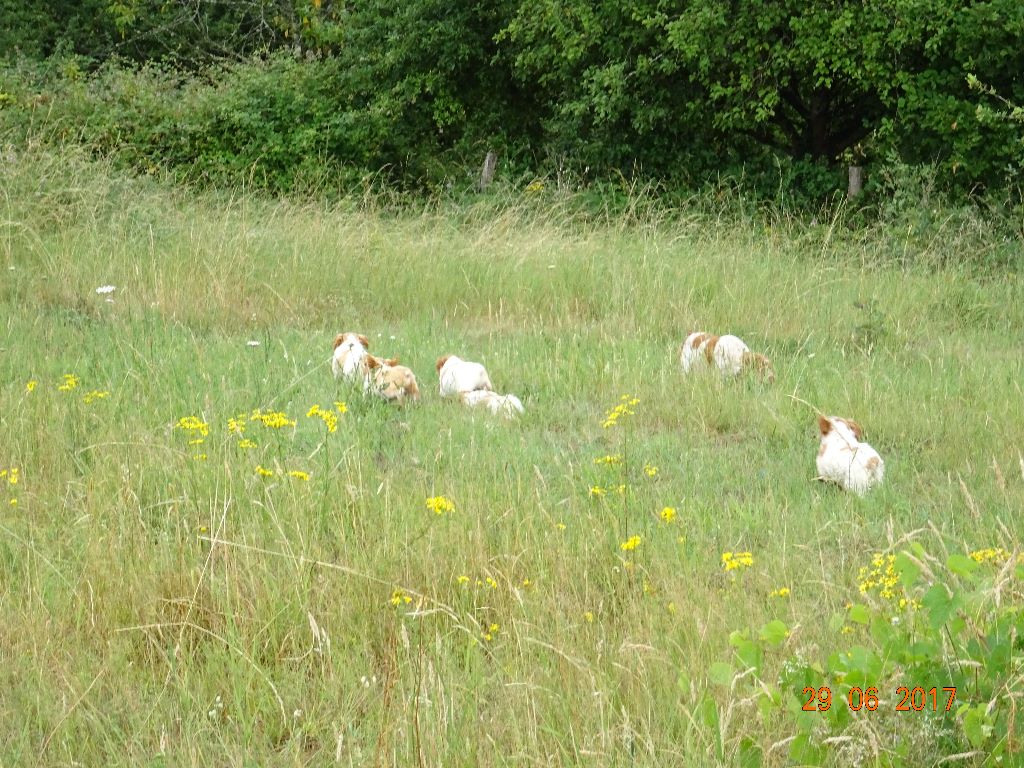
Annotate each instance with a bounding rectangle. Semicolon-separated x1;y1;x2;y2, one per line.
802;686;956;713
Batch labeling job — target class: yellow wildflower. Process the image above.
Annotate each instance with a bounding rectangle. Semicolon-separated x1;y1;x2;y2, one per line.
25;380;37;393
457;575;470;585
250;409;296;429
175;416;209;436
589;485;606;497
82;390;110;404
334;401;348;414
188;438;204;446
9;498;16;507
593;454;623;466
255;465;274;477
227;415;247;434
857;553;900;601
485;576;498;589
288;470;310;481
620;535;642;552
969;547;1011;565
425;496;455;515
644;464;658;477
521;578;533;588
193;454;207;461
482;622;500;642
583;611;594;623
721;551;754;571
770;587;791;598
390;589;412;607
57;373;80;392
660;506;677;523
237;439;257;449
4;468;19;485
555;522;567;531
667;601;677;614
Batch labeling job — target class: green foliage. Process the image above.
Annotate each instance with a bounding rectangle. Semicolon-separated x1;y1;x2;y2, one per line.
694;541;1024;765
2;0;1024;203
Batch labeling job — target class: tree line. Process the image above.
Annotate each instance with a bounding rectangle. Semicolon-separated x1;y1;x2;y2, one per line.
1;0;1021;202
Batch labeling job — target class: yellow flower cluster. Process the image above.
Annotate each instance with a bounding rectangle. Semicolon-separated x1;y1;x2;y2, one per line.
82;390;110;404
255;465;274;477
175;416;209;436
306;404;338;433
227;415;247;434
590;484;626;497
593;454;623;465
857;553;900;601
602;395;639;428
770;587;791;598
425;496;455;515
969;547;1012;565
237;439;257;449
250;409;296;429
57;374;80;392
620;535;642;551
659;506;676;523
25;380;37;393
287;470;310;481
722;551;754;571
644;464;659;477
334;401;348;414
1;468;18;485
390;589;412;607
481;622;500;642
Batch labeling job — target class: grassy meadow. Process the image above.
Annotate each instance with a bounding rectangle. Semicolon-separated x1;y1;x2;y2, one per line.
1;149;1023;766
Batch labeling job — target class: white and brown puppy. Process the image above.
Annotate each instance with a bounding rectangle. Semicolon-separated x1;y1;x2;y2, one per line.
816;415;885;496
460;390;525;419
436;354;493;398
364;355;421;403
332;332;370;381
680;332;774;382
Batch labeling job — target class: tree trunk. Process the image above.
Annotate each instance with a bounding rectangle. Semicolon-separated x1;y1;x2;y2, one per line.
478;151;497;191
847;165;864;199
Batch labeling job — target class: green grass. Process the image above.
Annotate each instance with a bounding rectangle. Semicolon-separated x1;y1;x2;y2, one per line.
1;149;1022;766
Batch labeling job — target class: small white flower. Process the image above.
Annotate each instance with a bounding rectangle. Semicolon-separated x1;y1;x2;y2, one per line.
246;340;260;347
389;335;396;340
95;285;116;294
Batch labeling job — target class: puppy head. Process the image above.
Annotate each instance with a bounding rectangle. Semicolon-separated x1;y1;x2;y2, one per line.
334;332;370;351
435;354;452;374
744;352;775;382
836;417;864;440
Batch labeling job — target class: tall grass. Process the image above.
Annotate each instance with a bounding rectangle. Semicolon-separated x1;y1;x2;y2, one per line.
1;148;1022;766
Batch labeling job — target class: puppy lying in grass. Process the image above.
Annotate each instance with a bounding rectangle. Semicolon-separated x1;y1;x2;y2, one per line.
680;332;774;382
460;390;525;419
365;355;421;403
436;354;493;397
815;415;885;495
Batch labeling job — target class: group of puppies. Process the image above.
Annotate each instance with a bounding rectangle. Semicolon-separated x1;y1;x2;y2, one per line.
330;328;885;495
681;331;885;496
331;332;525;418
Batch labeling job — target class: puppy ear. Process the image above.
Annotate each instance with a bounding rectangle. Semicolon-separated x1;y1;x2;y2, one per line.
436;355;450;373
333;334;345;350
817;414;832;435
357;334;369;349
843;419;864;440
703;335;719;364
385;357;400;366
366;355;380;370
